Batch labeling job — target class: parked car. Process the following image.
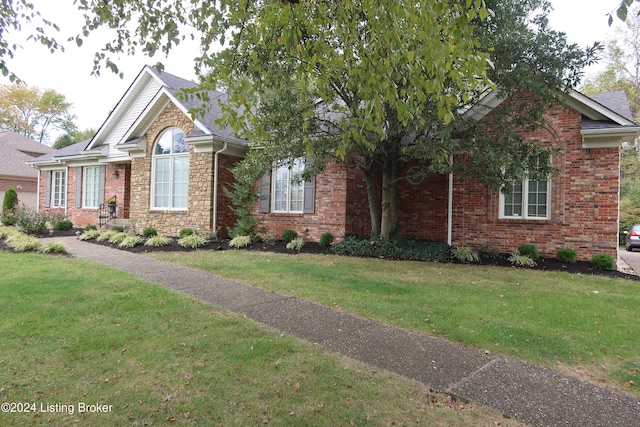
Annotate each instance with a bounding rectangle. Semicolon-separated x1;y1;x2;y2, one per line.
625;224;640;251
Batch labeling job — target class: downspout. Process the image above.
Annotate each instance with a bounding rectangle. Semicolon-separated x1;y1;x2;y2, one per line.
448;154;453;246
35;166;41;213
212;142;228;234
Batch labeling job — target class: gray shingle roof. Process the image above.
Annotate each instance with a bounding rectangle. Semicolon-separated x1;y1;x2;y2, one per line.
29;139;93;164
0;131;53;177
149;68;244;141
588;91;634;121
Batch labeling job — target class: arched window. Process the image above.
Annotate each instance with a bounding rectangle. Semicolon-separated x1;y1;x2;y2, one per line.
152;128;188;209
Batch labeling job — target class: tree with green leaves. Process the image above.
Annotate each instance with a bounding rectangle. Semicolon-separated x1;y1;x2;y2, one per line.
0;84;75;144
0;0;599;239
53;127;95;149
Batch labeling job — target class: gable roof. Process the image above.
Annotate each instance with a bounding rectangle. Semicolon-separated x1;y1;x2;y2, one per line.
0;131;53;178
465;88;640;148
88;65;246;155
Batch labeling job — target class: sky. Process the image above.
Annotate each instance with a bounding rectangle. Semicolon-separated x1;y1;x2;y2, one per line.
0;0;629;137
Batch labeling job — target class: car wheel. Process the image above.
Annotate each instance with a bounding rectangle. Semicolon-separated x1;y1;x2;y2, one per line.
627;244;633;252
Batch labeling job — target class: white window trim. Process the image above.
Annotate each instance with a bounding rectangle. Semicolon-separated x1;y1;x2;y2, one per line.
51;169;67;208
499;175;552;220
150;128;189;211
271;159;305;214
83;166;101;209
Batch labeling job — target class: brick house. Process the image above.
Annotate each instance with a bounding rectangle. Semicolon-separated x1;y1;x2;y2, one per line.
0;131;53;209
29;66;640;260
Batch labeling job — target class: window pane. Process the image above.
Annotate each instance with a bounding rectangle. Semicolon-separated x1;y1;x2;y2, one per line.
154;158;170;208
503;181;522;217
172;156;189;208
155;131;173;155
173;130;188;153
527;179;548;217
274;166;288;212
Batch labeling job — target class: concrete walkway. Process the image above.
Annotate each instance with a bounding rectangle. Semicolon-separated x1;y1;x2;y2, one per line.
57;236;640;427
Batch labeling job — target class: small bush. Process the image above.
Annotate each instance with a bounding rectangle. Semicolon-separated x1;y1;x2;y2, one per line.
107;232;127;244
319;232;334;247
78;230;101;241
96;230;116;242
143;227;158;237
14;204;48;235
0;226;18;240
6;233;41;252
179;234;206;249
517;244;539;260
332;235;448;261
451;246;480;263
2;187;18;224
179;228;194;238
145;235;172;247
119;235;143;248
286;237;305;251
55;219;73;230
282;229;298;243
229;235;252;249
591;254;615;270
84;224;97;231
478;242;500;259
39;240;68;254
557;247;577;264
508;252;537;267
111;226;125;233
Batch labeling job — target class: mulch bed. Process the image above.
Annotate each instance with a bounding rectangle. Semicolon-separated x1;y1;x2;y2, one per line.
11;228;639;281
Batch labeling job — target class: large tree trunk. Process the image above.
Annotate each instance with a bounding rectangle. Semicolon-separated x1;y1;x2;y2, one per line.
362;165;381;237
380;154;400;240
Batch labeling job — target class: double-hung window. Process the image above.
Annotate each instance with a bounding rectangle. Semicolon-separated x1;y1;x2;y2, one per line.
272;158;305;213
83;166;101;208
152;128;189;209
500;156;551;220
51;170;66;208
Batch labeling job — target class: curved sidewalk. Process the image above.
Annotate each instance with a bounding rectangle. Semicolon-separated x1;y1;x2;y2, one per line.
58;236;640;427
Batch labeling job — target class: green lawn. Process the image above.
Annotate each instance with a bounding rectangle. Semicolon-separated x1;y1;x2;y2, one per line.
0;251;521;426
151;250;640;395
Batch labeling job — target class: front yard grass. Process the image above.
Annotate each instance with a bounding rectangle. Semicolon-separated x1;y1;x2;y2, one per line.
0;252;520;426
151;250;640;395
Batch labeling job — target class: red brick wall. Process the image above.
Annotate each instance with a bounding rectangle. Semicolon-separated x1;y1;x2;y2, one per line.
448;102;620;261
257;161;349;241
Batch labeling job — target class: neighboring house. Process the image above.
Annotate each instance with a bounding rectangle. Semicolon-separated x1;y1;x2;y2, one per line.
0;131;53;209
29;66;640;260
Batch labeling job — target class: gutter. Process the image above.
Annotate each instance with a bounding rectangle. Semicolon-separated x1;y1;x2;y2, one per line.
212;142;228;235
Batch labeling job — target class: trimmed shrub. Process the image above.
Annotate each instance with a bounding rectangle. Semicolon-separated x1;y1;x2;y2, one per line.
517;244;539;260
478;242;500;259
286;237;305;251
78;230;101;241
229;235;252;248
556;247;577;264
332;235;448;261
84;224;97;231
451;246;480;263
591;254;615;270
39;240;68;254
145;236;172;247
55;219;73;230
282;229;298;243
179;228;194;238
143;227;158;237
319;232;334;247
111;225;125;233
2;187;18;224
178;234;206;249
508;252;537;267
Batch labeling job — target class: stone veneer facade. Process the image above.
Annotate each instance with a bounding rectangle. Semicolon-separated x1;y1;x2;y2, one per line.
128;103;239;237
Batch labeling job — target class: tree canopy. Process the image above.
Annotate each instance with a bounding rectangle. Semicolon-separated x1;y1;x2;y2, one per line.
0;0;602;239
0;83;74;144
